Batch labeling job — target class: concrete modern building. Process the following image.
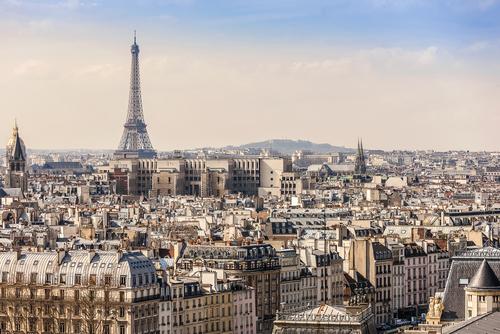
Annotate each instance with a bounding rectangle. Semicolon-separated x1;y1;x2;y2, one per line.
108;156;293;197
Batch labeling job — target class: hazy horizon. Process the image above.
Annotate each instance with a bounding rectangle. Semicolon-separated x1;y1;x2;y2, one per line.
1;0;499;152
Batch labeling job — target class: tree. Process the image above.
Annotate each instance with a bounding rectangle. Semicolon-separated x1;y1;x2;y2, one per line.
79;287;115;334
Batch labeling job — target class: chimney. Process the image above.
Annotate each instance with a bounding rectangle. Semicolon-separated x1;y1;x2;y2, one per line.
57;249;66;264
89;249;96;262
117;249;123;262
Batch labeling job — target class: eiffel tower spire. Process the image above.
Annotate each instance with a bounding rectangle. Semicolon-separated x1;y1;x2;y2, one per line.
115;33;156;159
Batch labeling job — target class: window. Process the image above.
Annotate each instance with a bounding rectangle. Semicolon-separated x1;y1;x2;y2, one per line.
16;272;23;283
30;272;37;284
459;278;469;285
59;322;65;333
105;275;112;286
1;272;7;283
120;275;127;286
89;274;96;285
60;274;66;284
119;325;126;334
75;274;81;285
73;321;81;334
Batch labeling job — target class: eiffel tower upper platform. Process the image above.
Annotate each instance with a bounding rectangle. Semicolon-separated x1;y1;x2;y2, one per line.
114;33;156;159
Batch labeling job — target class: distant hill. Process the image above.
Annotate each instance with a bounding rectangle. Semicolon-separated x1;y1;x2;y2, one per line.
224;139;353;154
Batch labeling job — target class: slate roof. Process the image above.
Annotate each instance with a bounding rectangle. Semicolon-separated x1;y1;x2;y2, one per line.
12;133;25;161
0;187;23;198
442;247;500;321
468;260;500;290
443;311;500;333
41;161;83;169
372;242;392;261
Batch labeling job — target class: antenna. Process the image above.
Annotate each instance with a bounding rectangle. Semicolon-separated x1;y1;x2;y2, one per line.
134;30;137;44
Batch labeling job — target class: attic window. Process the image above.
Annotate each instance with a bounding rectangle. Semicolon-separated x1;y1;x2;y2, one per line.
459;278;469;285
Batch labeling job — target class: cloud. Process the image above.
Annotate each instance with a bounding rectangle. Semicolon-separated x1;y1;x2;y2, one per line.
369;0;499;10
60;0;82;9
72;63;123;78
27;19;54;30
465;41;491;53
1;0;96;9
288;46;440;76
416;46;439;65
12;59;51;77
446;0;499;10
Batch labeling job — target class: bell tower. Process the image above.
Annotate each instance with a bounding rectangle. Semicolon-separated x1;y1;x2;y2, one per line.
5;120;28;193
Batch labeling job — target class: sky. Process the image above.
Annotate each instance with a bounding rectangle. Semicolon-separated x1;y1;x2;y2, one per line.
1;0;499;151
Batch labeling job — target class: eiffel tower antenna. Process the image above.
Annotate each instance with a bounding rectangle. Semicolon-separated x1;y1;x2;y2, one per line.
114;32;156;159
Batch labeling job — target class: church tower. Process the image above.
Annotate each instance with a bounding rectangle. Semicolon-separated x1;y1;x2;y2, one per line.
354;138;367;174
5;120;28;193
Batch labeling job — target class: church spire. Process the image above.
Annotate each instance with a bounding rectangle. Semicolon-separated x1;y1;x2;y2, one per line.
13;119;18;136
355;137;367;174
5;120;27;193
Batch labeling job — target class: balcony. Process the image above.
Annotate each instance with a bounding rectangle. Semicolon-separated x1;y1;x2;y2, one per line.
133;294;161;303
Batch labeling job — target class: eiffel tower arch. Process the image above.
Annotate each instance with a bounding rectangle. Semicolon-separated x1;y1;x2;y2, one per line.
114;33;157;159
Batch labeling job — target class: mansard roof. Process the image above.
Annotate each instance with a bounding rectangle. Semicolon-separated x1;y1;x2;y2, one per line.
0;250;155;288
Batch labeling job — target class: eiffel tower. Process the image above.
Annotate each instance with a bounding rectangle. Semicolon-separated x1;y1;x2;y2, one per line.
114;32;156;159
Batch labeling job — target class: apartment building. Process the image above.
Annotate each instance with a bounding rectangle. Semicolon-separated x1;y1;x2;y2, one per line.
404;243;428;312
387;242;405;317
299;247;344;306
276;249;302;311
0;249;159;334
178;244;280;333
348;239;393;326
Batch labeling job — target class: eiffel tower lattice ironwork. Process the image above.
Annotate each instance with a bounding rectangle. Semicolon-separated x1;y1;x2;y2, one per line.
115;32;156;159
